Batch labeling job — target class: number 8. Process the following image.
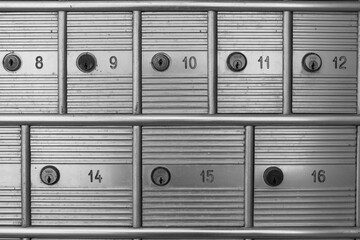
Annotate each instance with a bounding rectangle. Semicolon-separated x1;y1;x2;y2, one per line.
35;56;43;69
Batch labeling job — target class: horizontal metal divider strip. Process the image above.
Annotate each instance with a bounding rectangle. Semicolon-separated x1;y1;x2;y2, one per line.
0;114;360;126
0;1;359;11
0;227;359;239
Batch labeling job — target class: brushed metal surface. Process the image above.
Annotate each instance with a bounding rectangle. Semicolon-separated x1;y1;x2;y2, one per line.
67;12;133;113
293;12;358;113
30;126;132;164
218;12;283;113
142;126;244;164
142;12;208;114
0;127;21;226
0;12;58;114
142;126;244;227
254;126;356;227
30;126;133;226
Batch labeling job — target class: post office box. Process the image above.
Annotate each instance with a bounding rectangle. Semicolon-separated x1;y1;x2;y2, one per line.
30;126;133;226
0;12;58;113
218;12;283;113
142;12;208;114
67;12;133;113
254;126;356;227
142;126;244;227
293;12;358;113
0;127;21;226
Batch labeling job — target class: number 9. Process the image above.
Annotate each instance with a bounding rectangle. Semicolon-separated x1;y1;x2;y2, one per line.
110;56;117;69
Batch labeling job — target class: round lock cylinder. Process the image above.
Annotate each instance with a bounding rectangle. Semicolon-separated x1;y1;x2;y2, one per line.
302;52;322;72
263;166;284;187
227;52;247;72
77;52;97;73
151;52;170;72
3;53;21;72
40;166;60;185
151;167;171;186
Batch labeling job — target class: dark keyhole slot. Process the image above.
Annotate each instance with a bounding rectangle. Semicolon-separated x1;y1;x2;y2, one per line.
264;167;284;187
158;59;163;66
77;53;96;73
9;59;13;66
151;167;171;186
47;176;52;184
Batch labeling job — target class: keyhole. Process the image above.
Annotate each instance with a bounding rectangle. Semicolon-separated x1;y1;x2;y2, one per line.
158;176;164;185
272;177;277;185
234;61;241;70
310;61;318;70
47;176;52;184
158;59;163;66
9;59;13;66
84;63;88;70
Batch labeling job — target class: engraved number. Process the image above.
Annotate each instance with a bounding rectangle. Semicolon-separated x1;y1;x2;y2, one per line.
312;170;326;183
200;170;214;183
35;56;43;69
182;56;197;70
88;170;103;183
258;56;270;69
333;56;347;69
110;56;118;69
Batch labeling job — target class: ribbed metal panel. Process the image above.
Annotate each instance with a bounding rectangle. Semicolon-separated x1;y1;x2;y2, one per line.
254;126;356;227
67;76;133;114
0;127;21;163
293;12;358;114
67;12;132;114
293;76;357;114
31;126;132;164
0;127;21;226
142;78;208;114
143;126;244;227
142;12;208;114
254;189;355;227
0;188;21;226
0;12;58;114
217;12;283;113
293;12;358;51
142;126;244;165
67;12;132;51
0;76;58;114
31;188;132;226
142;12;207;51
218;12;283;51
143;188;244;227
0;12;58;51
255;126;356;165
218;76;283;113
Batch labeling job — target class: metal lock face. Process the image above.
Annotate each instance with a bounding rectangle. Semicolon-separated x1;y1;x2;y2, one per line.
3;53;21;72
77;52;97;73
263;166;283;187
302;52;322;72
40;166;60;185
151;52;170;72
227;52;247;72
151;167;171;186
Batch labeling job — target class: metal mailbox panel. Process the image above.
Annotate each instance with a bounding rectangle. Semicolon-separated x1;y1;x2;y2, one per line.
0;12;58;113
293;12;358;113
30;126;133;226
0;127;21;226
142;12;208;114
67;12;133;113
142;126;244;227
254;126;356;227
218;12;283;113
